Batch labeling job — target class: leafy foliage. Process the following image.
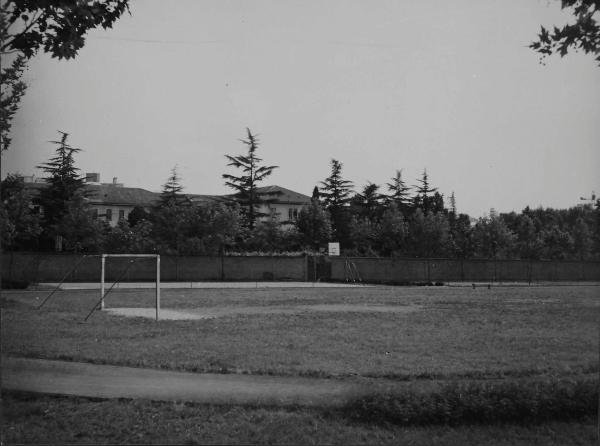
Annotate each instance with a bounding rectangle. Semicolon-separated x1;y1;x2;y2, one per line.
54;190;107;252
0;56;27;152
376;202;408;256
470;211;516;259
0;1;130;152
296;199;332;250
1;0;130;60
407;209;450;258
530;0;600;66
0;173;41;249
6;145;600;259
244;219;301;253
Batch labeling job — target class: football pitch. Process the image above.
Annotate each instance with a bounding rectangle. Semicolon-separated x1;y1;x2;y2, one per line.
2;283;599;444
3;284;598;378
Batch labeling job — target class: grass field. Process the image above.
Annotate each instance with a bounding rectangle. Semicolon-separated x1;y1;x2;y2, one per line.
2;391;597;445
2;284;599;444
2;285;598;378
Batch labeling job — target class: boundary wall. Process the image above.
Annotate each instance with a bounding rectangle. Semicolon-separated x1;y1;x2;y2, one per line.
1;253;308;283
331;257;600;283
2;252;600;284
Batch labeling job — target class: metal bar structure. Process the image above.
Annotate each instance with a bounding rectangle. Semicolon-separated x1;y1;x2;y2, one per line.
100;255;106;310
351;262;362;283
38;255;89;309
156;255;160;321
97;254;161;321
84;259;138;322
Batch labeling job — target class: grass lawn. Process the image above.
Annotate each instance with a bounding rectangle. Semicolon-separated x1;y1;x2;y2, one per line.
2;392;597;445
2;285;598;444
2;285;598;379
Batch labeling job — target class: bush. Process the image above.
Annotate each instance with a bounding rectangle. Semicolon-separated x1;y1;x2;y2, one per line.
343;378;598;426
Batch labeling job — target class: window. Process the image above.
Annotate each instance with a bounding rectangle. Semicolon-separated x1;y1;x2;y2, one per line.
91;209;99;219
105;208;112;221
119;210;125;220
288;208;299;221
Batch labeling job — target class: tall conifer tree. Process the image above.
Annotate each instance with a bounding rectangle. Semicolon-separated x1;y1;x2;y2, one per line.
222;128;278;230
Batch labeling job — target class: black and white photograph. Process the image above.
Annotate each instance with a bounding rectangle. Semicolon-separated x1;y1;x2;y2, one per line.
1;1;599;444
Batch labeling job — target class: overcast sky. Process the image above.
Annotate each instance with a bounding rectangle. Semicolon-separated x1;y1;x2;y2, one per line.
2;0;599;217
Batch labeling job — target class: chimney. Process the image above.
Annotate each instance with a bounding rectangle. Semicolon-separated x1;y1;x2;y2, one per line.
113;177;118;185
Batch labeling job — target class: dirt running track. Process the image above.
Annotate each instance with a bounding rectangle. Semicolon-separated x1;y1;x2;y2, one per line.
2;357;378;407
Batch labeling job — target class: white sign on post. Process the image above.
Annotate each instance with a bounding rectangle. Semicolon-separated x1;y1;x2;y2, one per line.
328;242;340;256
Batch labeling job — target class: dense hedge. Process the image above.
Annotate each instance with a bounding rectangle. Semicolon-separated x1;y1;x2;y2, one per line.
344;378;598;426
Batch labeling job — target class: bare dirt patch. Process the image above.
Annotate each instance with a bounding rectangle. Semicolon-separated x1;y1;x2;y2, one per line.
105;304;421;320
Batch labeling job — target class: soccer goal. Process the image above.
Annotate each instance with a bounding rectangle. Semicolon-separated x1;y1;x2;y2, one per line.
84;254;161;321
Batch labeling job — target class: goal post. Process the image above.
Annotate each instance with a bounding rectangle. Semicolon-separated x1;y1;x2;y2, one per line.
100;254;161;321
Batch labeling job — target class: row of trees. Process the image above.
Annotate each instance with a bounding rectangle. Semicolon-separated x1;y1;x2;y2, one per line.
312;158;599;260
1;130;599;260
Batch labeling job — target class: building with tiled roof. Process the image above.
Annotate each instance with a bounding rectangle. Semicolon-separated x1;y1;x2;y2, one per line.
85;183;159;224
254;185;312;223
22;174;311;227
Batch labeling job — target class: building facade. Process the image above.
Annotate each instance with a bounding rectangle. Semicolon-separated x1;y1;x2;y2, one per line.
23;174;311;228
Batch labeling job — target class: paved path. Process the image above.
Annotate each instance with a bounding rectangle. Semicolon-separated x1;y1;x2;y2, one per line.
1;357;374;407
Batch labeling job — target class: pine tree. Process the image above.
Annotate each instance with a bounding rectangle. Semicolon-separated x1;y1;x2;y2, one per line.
320;159;353;210
413;169;438;213
351;182;383;223
319;159;353;244
160;166;186;206
153;168;192;254
36;131;86;247
222;128;278;230
311;186;320;202
449;192;457;215
386;169;411;213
